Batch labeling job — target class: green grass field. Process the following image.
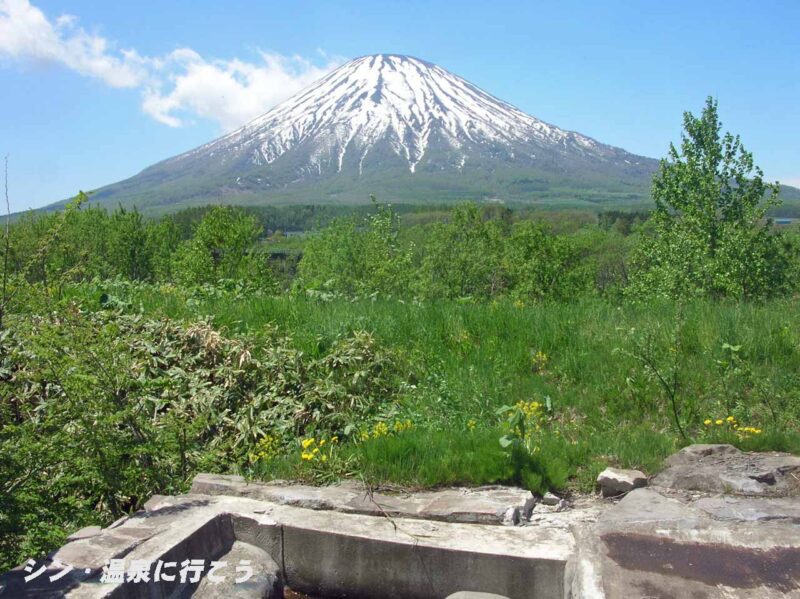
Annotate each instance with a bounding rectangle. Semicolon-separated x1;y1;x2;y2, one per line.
68;283;800;492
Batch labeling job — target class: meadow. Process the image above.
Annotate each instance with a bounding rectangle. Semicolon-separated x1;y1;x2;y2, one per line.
53;280;800;490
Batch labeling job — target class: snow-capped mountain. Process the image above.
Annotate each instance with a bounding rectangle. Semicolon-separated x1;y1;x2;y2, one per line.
90;54;658;210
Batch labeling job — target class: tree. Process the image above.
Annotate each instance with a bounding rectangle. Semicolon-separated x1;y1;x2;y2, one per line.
629;97;794;299
504;220;588;301
107;207;151;280
172;206;263;286
297;200;413;297
416;203;508;299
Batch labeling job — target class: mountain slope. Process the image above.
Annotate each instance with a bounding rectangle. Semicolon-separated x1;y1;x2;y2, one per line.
88;54;660;211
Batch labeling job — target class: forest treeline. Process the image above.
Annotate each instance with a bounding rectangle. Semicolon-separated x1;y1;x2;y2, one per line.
5;101;799;303
4;195;798;305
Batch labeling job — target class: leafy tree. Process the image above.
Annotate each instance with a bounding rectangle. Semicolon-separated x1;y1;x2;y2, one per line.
172;206;264;286
107;207;151;280
629;97;794;299
145;217;181;281
504;220;588;301
416;203;508;299
297;200;413;296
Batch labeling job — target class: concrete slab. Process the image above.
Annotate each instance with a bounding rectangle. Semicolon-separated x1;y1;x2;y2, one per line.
273;498;573;599
8;492;573;599
191;473;534;525
4;445;798;598
584;488;800;598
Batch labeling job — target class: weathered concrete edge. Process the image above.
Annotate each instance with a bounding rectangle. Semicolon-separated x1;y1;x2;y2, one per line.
190;473;534;525
60;494;575;598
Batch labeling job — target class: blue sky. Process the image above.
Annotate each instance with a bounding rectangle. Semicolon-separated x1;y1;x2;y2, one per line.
1;0;798;212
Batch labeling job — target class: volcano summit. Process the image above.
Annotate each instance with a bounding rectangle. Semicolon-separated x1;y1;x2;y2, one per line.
88;54;658;211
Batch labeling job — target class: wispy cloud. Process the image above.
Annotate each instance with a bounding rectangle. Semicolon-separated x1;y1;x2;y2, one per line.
0;0;343;130
141;50;338;130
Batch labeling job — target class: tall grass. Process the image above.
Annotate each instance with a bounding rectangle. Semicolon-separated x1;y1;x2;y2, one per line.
70;283;800;490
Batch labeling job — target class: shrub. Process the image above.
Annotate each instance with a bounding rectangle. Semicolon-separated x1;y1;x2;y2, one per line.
0;306;406;569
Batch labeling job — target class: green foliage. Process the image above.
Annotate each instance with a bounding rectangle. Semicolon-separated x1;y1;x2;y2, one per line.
145;217;181;281
504;220;590;301
629;98;796;299
296;202;592;301
296;200;414;296
340;428;515;489
106;207;152;280
417;204;509;299
597;210;650;236
0;305;406;569
172;206;267;287
617;313;692;440
6;194;183;291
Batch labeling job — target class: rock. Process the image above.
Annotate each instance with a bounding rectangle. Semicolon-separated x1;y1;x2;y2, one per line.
193;540;283;598
521;495;537;520
446;593;512;599
143;494;171;511
66;525;102;541
502;506;521;526
107;515;129;529
578;487;800;599
192;474;534;526
652;444;800;496
541;492;561;506
694;496;800;524
596;467;648;497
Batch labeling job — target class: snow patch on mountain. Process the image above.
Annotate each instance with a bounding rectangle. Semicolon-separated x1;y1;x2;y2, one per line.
171;54;626;175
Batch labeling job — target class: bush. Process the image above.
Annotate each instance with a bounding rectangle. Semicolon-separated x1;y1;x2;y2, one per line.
0;306;406;569
172;206;269;287
296;201;413;297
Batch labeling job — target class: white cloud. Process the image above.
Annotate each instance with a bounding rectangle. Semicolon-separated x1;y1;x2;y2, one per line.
0;0;147;87
142;51;339;130
0;0;343;130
